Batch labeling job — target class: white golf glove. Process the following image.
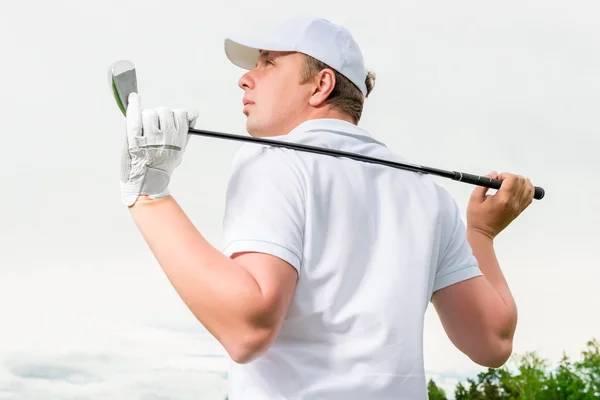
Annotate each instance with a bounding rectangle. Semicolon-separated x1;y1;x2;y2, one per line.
120;92;198;206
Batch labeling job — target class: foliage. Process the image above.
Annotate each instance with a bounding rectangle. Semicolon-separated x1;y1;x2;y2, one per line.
430;338;600;399
428;378;449;400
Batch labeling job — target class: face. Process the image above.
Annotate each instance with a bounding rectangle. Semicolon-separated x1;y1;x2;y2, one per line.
238;51;317;137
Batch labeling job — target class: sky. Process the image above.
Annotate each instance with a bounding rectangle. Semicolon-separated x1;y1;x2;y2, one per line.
1;0;599;398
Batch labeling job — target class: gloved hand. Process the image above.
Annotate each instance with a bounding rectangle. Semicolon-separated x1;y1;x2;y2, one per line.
120;92;198;206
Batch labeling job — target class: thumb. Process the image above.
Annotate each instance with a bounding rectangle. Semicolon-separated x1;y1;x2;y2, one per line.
470;171;498;202
126;92;142;141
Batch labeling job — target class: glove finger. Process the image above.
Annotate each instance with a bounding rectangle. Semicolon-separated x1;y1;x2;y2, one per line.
156;107;175;133
174;109;196;148
126;93;143;142
187;109;199;128
142;109;160;136
173;109;190;133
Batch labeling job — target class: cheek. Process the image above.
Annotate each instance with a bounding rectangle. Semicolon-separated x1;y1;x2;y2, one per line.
261;81;292;110
255;74;305;118
276;78;305;106
268;80;292;103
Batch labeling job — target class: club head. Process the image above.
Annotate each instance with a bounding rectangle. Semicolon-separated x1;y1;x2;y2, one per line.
108;60;137;116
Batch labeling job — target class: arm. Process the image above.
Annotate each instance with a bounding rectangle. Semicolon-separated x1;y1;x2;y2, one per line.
431;230;517;367
128;195;298;364
117;98;300;364
431;172;533;368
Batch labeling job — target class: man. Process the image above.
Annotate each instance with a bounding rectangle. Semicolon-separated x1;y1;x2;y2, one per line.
120;16;535;400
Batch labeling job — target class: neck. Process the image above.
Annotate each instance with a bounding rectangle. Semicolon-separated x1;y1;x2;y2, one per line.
249;107;356;138
280;108;355;136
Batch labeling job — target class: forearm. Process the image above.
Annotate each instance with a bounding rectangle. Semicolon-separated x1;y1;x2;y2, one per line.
127;195;270;359
467;228;518;339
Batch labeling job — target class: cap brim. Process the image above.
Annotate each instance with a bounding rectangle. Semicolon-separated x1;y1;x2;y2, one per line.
224;36;294;70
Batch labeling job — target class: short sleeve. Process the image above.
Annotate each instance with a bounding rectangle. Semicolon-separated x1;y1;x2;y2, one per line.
221;144;305;272
432;188;482;293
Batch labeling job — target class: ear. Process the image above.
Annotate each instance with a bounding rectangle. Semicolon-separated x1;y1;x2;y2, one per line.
308;69;336;107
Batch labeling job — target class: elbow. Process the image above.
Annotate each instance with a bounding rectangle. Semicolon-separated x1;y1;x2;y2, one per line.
470;336;514;368
228;342;264;365
467;312;518;368
226;326;276;365
474;304;518;368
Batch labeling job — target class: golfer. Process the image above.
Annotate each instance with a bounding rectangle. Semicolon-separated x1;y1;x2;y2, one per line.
119;16;535;400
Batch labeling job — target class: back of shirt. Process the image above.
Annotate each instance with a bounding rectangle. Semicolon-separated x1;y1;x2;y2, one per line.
222;119;482;400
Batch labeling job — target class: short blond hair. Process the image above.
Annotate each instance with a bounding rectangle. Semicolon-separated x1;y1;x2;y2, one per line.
299;54;376;124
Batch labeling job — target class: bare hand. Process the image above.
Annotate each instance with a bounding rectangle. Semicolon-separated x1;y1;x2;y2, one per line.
466;171;535;239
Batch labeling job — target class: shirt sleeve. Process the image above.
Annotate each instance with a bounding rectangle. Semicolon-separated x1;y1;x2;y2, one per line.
220;144;305;272
432;187;483;294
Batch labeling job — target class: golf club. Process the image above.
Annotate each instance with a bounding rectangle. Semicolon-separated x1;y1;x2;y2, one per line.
108;60;545;200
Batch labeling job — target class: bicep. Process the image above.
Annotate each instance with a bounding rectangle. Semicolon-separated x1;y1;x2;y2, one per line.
231;251;298;332
431;276;515;366
432;275;497;338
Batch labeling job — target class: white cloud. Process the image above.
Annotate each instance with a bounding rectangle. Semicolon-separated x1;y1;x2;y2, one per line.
0;264;230;399
0;318;230;400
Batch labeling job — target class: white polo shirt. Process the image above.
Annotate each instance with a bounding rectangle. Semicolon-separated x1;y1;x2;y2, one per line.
221;118;482;400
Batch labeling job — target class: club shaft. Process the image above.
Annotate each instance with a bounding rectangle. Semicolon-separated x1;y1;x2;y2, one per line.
188;128;545;200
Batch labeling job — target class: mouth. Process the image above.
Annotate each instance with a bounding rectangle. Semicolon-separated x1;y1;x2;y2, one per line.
242;100;253;116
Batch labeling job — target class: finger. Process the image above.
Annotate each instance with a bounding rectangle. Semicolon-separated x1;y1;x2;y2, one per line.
513;175;527;202
522;177;535;204
172;109;190;147
187;109;199;128
156;107;175;133
496;172;517;197
470;171;498;202
173;109;190;133
126;93;142;142
142;109;160;136
175;108;198;147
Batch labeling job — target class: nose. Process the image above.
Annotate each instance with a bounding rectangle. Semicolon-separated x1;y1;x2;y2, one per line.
238;69;255;91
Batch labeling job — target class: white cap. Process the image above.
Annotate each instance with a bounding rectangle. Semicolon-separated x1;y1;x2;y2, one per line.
224;16;368;96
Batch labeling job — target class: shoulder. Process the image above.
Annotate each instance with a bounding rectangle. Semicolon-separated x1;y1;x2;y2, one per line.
432;183;470;250
230;143;297;173
227;143;306;195
436;183;460;211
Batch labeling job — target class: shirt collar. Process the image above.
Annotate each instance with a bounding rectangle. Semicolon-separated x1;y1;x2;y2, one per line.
270;118;388;148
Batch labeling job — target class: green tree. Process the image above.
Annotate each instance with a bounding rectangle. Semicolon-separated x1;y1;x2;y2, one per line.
454;382;469;400
502;351;548;399
427;378;448;400
450;337;600;400
575;338;600;397
545;352;589;399
474;367;514;400
465;377;485;400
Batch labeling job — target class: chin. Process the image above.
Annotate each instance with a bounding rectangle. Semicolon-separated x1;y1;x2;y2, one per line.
245;120;264;138
245;116;280;138
245;121;256;136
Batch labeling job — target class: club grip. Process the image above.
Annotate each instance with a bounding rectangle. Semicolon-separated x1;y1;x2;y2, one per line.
455;172;545;200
